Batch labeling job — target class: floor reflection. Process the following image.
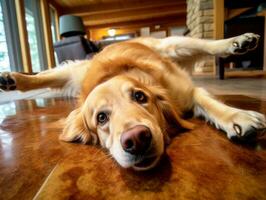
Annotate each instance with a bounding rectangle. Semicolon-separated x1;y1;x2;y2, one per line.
0;102;16;124
0;129;13;163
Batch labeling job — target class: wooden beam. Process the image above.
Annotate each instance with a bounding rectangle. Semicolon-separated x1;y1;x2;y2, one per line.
80;3;186;18
86;14;186;30
40;0;55;69
226;7;252;20
82;7;186;26
214;0;224;39
62;0;186;15
14;0;32;73
48;0;63;16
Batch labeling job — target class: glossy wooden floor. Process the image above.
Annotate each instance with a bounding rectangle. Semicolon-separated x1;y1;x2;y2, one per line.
0;96;265;200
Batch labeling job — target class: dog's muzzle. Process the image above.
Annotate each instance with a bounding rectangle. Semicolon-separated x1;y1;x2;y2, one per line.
120;125;160;170
120;125;152;154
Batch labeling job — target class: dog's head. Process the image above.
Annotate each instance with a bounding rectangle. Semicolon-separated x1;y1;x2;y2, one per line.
60;75;193;170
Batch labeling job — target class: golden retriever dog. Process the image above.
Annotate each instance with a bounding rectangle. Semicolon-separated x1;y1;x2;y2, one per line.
0;33;265;170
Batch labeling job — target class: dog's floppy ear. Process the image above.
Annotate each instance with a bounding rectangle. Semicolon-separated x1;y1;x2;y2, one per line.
59;108;97;144
159;98;195;131
151;86;195;132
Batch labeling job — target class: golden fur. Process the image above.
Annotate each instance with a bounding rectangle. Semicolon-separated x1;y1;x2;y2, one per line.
0;34;265;170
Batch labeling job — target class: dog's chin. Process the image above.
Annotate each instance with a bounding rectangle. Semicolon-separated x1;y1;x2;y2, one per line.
131;155;161;171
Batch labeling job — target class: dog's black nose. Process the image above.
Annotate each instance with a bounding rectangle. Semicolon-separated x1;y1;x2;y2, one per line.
121;125;152;155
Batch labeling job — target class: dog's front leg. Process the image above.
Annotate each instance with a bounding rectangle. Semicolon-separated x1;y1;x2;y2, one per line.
193;87;266;140
0;61;89;92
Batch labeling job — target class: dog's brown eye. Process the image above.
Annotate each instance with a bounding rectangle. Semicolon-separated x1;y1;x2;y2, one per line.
133;91;147;104
97;112;109;125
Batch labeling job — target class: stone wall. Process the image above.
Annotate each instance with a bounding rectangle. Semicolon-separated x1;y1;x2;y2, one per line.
186;0;215;74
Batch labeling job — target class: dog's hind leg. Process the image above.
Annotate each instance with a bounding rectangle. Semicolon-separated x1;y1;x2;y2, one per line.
134;33;260;73
192;87;266;141
136;33;260;60
0;60;90;92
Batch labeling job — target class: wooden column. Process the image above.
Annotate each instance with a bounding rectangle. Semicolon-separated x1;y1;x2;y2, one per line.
54;8;61;41
255;10;266;72
49;3;61;41
14;0;32;73
213;0;224;78
213;0;224;39
40;0;55;69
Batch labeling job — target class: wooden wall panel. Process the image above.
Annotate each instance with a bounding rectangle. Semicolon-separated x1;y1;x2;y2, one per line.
88;16;186;40
51;0;187;41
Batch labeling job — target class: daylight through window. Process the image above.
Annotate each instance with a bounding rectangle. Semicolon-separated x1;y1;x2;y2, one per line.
0;2;11;72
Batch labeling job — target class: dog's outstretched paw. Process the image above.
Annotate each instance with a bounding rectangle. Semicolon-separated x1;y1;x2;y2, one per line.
225;110;266;141
230;33;260;55
0;72;17;91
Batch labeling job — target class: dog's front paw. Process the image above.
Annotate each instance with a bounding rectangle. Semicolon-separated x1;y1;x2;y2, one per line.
224;110;266;141
0;72;17;91
230;33;260;55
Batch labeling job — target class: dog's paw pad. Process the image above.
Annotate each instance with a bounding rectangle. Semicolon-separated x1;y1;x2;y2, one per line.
227;110;266;140
0;72;16;91
231;33;260;55
233;123;242;136
232;124;259;142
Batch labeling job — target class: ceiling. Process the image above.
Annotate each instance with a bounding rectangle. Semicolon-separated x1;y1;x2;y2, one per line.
225;0;265;9
51;0;187;29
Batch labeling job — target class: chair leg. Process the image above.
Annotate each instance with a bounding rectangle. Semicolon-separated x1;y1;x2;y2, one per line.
216;57;225;80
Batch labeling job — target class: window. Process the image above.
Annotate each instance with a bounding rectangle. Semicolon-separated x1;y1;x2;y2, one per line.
0;0;53;73
0;0;22;72
24;0;47;72
0;1;10;71
25;10;41;72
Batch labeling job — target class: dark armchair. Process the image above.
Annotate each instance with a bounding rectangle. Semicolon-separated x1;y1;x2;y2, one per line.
53;36;99;64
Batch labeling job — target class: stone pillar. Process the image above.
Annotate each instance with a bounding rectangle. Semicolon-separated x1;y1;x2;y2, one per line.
186;0;215;74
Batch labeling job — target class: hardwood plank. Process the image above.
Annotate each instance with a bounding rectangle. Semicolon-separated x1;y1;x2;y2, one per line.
0;99;75;199
0;95;265;199
34;95;266;200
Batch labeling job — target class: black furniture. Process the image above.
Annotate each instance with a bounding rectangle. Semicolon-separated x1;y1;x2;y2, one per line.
216;16;265;79
53;36;99;64
54;15;99;64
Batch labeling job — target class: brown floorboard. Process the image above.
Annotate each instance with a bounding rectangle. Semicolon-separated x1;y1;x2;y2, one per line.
0;96;265;200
